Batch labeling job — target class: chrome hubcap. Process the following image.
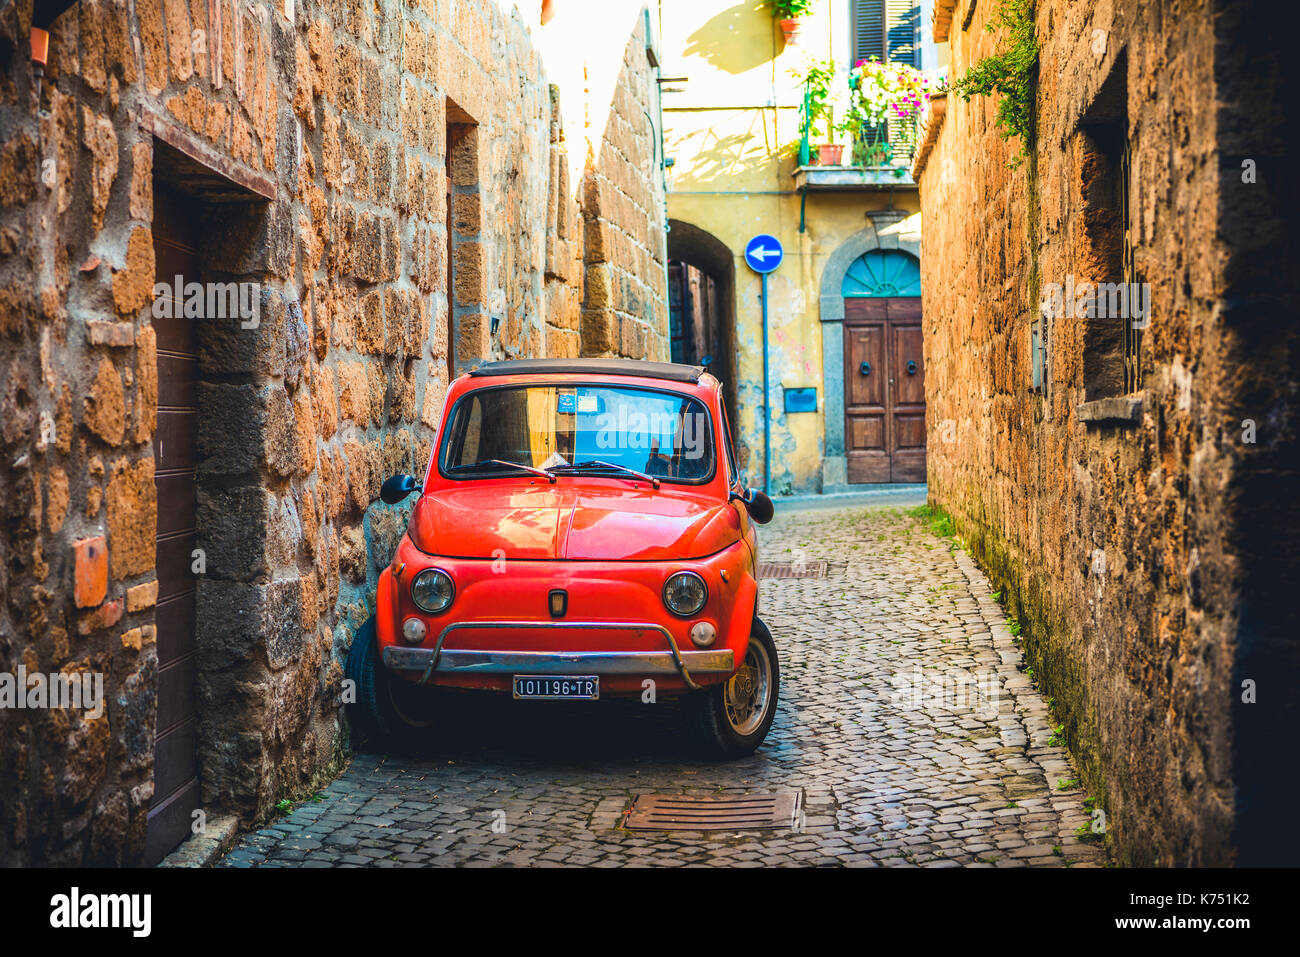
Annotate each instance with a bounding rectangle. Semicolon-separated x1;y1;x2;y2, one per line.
724;640;771;735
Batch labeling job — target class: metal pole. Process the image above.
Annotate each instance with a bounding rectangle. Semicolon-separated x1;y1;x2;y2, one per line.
761;271;770;495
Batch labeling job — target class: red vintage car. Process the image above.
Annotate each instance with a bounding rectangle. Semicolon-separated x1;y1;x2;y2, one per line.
346;357;779;757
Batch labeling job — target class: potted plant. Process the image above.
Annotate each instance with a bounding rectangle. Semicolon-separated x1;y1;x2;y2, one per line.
819;142;846;166
795;58;845;165
770;0;814;45
841;57;937;168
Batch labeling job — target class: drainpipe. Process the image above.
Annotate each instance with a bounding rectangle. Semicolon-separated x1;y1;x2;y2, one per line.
761;271;771;495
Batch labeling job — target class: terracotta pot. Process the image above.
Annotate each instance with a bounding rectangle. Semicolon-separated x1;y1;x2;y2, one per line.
779;17;801;44
816;143;845;166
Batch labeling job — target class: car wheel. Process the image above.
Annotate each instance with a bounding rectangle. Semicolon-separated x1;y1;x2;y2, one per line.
345;616;437;746
686;618;779;759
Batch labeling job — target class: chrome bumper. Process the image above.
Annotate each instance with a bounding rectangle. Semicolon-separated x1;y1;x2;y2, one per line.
383;646;735;676
382;620;731;690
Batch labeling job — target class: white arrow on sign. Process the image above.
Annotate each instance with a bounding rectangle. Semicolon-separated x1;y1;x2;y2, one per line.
749;245;778;262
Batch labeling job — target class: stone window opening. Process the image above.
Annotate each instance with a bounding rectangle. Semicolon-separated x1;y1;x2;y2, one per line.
1030;316;1047;397
1119;132;1141;394
1075;55;1143;422
446;99;480;378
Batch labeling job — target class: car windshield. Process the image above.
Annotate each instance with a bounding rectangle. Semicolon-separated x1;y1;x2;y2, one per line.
441;384;715;484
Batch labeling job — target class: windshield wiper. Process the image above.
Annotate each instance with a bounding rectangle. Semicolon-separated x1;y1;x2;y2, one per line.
456;458;557;483
551;459;660;488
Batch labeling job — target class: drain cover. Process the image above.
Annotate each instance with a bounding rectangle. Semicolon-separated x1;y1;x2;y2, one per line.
624;791;802;831
758;561;827;579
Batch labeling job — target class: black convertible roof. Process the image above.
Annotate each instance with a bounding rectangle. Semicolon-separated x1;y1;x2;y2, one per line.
467;357;707;383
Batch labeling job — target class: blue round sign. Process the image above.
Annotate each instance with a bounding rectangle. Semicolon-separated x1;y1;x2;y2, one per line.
744;234;783;274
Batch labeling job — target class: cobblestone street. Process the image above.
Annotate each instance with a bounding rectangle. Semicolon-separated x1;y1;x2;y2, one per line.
218;500;1108;868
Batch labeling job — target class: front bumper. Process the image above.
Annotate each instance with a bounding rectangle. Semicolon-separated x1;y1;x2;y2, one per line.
376;538;760;695
382;620;734;690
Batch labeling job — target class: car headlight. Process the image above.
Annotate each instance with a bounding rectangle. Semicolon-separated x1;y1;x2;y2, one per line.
663;571;707;617
411;568;455;614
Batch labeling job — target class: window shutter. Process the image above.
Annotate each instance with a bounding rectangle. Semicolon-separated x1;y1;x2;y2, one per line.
853;1;917;66
852;0;884;64
884;0;918;67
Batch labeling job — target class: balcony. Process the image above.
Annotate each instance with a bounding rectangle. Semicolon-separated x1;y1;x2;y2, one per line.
794;107;920;192
792;163;916;190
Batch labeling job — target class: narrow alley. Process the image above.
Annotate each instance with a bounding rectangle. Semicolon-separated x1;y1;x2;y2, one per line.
219;499;1106;868
3;0;1294;905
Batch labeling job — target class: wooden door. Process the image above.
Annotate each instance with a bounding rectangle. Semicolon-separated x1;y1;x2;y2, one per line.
144;186;201;864
844;297;926;483
844;299;890;482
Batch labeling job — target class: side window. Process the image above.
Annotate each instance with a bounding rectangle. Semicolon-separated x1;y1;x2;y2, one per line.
720;398;740;487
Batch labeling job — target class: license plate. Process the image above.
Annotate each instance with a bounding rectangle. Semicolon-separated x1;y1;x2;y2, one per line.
513;675;599;700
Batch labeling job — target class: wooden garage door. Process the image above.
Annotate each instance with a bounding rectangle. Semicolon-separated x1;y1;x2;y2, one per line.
144;186;201;865
844;296;926;483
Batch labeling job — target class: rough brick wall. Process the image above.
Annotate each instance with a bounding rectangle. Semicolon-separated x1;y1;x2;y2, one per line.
0;0;666;865
916;0;1299;865
580;16;668;360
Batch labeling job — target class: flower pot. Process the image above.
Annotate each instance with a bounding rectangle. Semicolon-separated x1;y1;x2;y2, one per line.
816;143;845;166
778;17;801;44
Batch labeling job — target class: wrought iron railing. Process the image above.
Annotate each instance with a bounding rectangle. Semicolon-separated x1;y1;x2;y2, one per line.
847;114;920;168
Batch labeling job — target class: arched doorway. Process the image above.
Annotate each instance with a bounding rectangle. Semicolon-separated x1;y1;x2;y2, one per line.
841;250;924;482
666;220;737;417
818;214;925;487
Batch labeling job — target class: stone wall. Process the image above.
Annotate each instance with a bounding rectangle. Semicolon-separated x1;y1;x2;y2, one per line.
579;21;668;360
916;0;1298;865
0;0;666;865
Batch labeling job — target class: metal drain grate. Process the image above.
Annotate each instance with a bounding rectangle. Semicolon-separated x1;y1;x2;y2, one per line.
623;791;802;831
758;561;828;579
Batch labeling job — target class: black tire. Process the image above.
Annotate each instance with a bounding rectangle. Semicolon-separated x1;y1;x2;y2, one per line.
686;618;780;759
345;616;437;747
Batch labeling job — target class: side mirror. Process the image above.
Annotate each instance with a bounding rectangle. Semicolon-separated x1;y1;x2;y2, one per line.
380;474;420;505
730;486;774;525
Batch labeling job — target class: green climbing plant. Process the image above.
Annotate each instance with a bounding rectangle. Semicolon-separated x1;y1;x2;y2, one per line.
947;0;1039;165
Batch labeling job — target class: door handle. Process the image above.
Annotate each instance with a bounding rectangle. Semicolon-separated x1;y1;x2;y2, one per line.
859;361;871;376
906;360;918;375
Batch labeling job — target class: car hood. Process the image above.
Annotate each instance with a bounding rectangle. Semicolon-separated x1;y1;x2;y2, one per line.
407;482;740;561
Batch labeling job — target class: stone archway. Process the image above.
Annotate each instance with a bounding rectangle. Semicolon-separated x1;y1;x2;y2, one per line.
818;210;922;490
667;219;738;422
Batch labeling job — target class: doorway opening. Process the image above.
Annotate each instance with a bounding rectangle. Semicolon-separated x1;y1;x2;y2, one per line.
143;131;270;865
144;183;201;865
666;219;737;432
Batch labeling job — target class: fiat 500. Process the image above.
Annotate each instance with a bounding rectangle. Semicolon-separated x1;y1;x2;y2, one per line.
346;357;778;757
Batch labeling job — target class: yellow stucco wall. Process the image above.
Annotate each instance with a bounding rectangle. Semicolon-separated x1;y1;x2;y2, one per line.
658;0;921;494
